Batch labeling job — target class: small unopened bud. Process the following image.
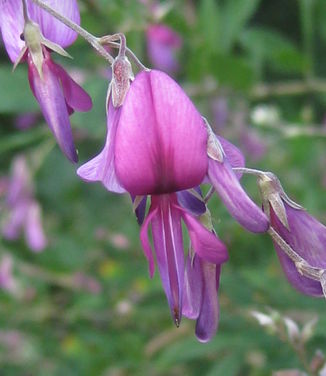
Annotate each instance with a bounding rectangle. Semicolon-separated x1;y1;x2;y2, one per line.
257;172;303;230
111;56;133;107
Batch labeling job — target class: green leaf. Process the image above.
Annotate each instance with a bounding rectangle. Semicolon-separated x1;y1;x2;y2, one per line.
240;28;307;73
198;0;220;52
220;0;261;53
211;53;255;90
206;352;243;376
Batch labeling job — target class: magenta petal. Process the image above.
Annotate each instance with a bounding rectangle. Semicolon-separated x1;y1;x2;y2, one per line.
179;207;229;264
177;188;206;216
24;201;47;252
150;195;185;324
196;263;220;343
271;204;326;296
139;206;158;278
28;57;77;162
53;62;92;112
77;98;125;193
217;136;245;179
115;70;208;195
0;0;25;62
132;195;147;225
28;0;80;47
208;158;269;233
183;254;203;319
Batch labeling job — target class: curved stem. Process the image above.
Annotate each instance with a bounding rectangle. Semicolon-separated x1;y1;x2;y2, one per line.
30;0;114;64
105;41;149;71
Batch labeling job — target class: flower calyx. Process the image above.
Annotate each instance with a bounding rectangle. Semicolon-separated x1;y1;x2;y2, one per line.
257;172;303;230
203;117;225;163
14;20;71;79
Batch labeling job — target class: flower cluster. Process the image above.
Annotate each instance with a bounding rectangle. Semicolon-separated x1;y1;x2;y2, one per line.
1;0;326;343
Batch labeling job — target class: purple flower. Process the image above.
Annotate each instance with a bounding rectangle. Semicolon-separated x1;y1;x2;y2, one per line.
258;173;326;296
146;24;182;74
2;156;47;252
0;0;92;162
114;70;228;327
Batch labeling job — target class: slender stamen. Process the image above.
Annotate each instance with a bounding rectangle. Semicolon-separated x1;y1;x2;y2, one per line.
204;187;214;203
30;0;114;63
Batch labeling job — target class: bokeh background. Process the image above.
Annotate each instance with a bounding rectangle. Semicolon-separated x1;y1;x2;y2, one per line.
1;0;326;375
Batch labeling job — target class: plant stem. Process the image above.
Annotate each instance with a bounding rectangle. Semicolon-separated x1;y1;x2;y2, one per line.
30;0;114;63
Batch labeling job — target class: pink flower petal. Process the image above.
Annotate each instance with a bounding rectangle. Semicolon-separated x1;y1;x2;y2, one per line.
179;206;229;264
271;204;326;296
182;254;203;319
77;97;125;193
53;62;92;112
115;70;208;195
150;195;185;325
208;158;269;233
28;0;80;47
28;56;77;162
195;263;220;343
0;0;25;62
139;206;158;278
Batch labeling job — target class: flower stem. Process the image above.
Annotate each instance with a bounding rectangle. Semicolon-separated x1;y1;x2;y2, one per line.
232;167;266;177
22;0;30;21
30;0;114;64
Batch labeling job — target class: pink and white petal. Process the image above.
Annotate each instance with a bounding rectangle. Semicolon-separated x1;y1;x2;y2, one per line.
150;195;185;325
208;158;269;233
0;0;25;62
179;206;229;264
52;62;92;112
28;0;80;47
139;206;158;278
115;70;208;196
182;254;203;320
28;58;77;162
196;263;220;343
24;201;47;252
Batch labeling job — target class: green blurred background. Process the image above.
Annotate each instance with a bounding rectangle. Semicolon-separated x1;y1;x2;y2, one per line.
1;0;326;375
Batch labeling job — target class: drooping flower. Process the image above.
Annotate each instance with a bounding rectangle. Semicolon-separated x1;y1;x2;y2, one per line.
2;156;47;252
146;24;182;74
114;70;228;327
258;172;326;296
0;0;92;162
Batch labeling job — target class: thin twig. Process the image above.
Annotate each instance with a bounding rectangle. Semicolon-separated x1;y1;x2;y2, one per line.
30;0;114;63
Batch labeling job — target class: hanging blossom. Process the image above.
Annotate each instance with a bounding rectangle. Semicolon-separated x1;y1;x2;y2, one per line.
1;156;47;252
112;69;229;328
0;0;92;162
258;172;326;297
